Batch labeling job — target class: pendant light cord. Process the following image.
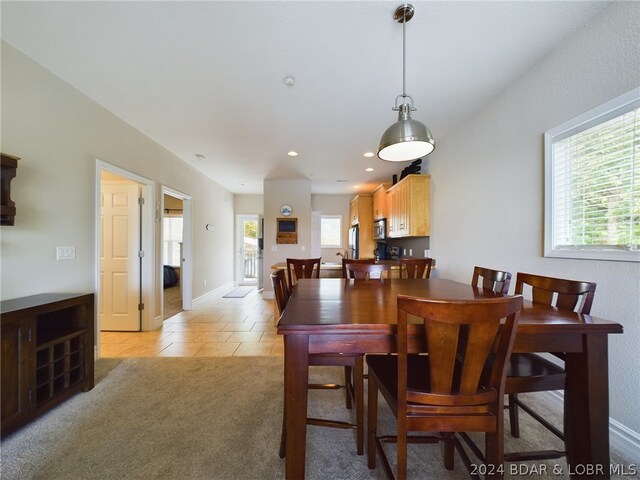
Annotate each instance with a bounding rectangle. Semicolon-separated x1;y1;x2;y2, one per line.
402;11;407;98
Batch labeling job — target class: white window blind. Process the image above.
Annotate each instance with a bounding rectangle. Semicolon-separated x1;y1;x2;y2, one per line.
544;88;640;262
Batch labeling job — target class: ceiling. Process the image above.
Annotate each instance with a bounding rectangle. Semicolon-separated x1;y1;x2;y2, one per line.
1;1;612;194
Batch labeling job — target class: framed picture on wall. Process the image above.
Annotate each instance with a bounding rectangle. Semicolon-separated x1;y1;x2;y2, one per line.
276;217;297;244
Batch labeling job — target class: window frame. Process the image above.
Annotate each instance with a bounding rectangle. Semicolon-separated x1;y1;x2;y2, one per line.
320;214;343;249
544;87;640;263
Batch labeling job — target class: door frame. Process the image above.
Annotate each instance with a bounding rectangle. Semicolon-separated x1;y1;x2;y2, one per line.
95;160;155;357
161;186;193;317
235;214;258;286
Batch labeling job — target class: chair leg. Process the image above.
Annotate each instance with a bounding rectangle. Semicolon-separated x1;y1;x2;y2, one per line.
443;432;455;470
355;357;364;455
484;430;505;480
344;366;353;409
397;419;407;480
279;404;286;458
508;393;520;438
367;374;378;469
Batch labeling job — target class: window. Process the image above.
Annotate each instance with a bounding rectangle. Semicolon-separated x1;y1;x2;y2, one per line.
163;217;183;266
544;88;640;262
321;215;342;248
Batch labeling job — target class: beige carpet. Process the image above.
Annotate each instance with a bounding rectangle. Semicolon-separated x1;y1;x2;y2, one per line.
0;358;634;480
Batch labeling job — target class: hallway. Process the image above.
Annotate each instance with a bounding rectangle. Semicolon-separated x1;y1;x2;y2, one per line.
100;289;281;358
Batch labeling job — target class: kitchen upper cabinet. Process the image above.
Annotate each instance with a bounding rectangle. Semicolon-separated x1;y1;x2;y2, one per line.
349;194;372;227
350;194;374;258
372;183;391;221
386;174;430;238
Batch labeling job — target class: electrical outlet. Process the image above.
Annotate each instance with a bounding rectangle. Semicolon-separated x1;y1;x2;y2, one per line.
56;246;75;260
409;249;412;256
426;249;431;257
203;279;207;287
403;249;407;256
301;245;305;252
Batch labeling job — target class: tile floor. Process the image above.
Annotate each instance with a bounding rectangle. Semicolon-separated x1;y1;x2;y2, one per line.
100;288;282;358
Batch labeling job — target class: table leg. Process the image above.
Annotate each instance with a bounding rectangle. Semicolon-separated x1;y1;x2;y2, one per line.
285;334;309;479
564;334;610;479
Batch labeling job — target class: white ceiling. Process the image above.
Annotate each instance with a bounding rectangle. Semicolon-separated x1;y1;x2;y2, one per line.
1;1;612;194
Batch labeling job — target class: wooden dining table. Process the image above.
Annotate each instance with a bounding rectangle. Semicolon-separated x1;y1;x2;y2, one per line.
276;278;624;479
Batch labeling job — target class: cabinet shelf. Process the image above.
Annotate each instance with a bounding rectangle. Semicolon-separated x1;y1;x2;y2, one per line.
36;328;86;350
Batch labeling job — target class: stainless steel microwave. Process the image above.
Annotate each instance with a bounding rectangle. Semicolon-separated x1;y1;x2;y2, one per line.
373;218;386;240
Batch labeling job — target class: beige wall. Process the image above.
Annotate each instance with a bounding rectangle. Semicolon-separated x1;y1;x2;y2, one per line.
1;43;235;315
428;3;640;434
262;179;311;294
233;194;263;215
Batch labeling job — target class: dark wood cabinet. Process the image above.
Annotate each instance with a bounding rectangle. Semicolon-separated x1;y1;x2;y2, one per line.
1;293;94;437
1;153;19;226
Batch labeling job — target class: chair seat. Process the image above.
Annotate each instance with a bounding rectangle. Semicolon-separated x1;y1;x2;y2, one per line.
367;355;432;406
506;353;565;394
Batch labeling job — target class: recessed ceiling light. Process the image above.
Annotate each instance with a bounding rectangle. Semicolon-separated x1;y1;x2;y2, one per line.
283;75;295;86
195;154;205;160
336;179;348;183
353;185;360;189
365;167;375;172
363;152;375;158
287;151;298;157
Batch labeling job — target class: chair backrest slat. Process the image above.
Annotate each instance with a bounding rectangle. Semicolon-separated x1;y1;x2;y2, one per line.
271;269;290;317
471;266;512;294
341;258;375;279
286;258;321;287
514;272;596;314
396;295;522;413
399;258;433;279
345;262;393;280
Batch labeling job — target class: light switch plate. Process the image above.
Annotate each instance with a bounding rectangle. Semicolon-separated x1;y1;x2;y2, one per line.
56;246;76;260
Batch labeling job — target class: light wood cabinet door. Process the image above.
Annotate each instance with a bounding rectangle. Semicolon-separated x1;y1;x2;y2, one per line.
372;183;390;220
349;197;359;225
385;174;430;238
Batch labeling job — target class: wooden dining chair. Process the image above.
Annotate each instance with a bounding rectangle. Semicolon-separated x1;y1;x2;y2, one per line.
286;257;321;288
341;258;375;279
367;294;523;480
345;262;393;280
399;257;433;279
500;272;596;462
271;270;364;458
471;265;512;294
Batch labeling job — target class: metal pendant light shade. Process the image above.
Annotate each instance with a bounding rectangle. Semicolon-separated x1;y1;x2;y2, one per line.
378;103;434;161
378;4;435;162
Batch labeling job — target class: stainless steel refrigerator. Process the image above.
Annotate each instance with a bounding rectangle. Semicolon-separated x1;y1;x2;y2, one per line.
348;225;359;259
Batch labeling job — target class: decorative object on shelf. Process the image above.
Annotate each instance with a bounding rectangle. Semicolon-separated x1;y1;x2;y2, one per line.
1;153;19;226
205;224;214;231
399;158;422;180
280;204;292;216
276;217;297;244
378;4;435;162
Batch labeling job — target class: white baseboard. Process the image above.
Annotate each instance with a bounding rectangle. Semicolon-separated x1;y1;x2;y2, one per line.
537;390;640;464
192;282;235;306
151;315;163;330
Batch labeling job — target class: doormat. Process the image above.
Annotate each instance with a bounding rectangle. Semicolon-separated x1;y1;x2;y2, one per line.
222;286;255;298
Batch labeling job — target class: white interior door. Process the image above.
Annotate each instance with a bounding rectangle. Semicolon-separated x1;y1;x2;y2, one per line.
100;182;141;331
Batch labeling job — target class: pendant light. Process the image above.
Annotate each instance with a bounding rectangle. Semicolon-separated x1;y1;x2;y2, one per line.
378;4;435;162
